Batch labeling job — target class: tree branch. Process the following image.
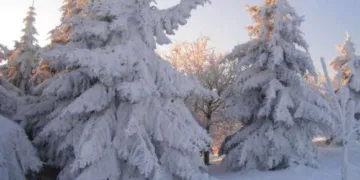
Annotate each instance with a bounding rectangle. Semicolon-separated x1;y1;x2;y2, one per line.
350;126;360;135
157;0;210;35
0;44;11;60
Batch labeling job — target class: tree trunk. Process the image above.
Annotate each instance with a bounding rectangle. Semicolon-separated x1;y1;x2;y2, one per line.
342;140;349;180
32;165;61;180
325;135;334;145
203;115;211;166
204;149;210;166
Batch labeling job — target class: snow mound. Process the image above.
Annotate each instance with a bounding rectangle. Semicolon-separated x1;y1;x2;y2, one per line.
0;115;42;180
210;146;360;180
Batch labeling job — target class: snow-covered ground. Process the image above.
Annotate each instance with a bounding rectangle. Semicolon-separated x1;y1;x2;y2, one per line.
209;143;360;180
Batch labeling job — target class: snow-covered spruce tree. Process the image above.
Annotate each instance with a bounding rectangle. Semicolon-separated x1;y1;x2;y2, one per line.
6;6;39;93
220;0;333;171
17;0;215;180
0;115;42;180
329;33;360;143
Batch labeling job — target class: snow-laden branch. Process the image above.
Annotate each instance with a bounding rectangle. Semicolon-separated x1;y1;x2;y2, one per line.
0;44;11;60
350;126;360;135
157;0;210;35
321;58;343;117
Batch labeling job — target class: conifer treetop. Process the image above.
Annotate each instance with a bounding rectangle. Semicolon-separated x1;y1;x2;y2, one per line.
330;33;356;71
5;4;39;92
20;6;38;51
228;0;315;77
330;33;360;92
49;0;88;45
71;0;210;47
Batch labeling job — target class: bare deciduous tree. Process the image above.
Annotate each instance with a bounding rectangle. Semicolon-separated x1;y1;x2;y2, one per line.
321;57;360;180
161;36;239;165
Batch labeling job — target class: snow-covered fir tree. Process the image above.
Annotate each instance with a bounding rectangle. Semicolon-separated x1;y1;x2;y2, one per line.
220;0;333;171
17;0;215;180
329;33;360;142
0;115;42;180
6;5;39;93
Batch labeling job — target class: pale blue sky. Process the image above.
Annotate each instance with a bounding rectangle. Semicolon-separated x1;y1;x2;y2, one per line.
1;0;359;73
